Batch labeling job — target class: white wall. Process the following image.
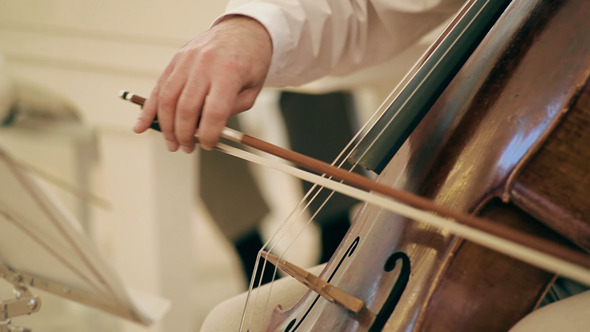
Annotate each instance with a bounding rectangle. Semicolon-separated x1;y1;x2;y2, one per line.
0;2;235;332
0;0;228;128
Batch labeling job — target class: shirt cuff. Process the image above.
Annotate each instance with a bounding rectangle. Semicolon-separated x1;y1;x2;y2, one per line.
212;3;294;86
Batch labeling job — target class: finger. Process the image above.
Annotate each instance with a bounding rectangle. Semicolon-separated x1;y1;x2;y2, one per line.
157;68;189;152
175;77;209;153
132;91;158;133
197;82;240;150
134;64;175;134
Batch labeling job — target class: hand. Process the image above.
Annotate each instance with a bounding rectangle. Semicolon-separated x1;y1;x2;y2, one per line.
133;15;273;152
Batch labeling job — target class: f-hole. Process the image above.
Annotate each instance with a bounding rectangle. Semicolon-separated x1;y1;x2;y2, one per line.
285;236;360;332
369;251;411;332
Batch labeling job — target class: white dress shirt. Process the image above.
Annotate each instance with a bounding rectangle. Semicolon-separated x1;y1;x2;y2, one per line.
215;0;464;87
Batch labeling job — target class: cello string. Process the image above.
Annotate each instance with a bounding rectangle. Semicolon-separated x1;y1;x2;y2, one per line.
213;141;590;286
242;2;496;313
229;0;572;322
240;143;358;328
243;177;364;329
121;5;527;316
242;189;321;329
344;0;493;167
239;0;479;301
245;0;491;289
241;116;384;329
242;16;445;312
234;86;389;325
241;151;365;329
224;127;590;269
246;200;330;329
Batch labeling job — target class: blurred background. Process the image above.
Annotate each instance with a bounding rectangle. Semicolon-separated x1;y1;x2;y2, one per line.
0;1;431;331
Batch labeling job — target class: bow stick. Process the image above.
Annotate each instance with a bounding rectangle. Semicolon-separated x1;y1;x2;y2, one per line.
119;91;590;286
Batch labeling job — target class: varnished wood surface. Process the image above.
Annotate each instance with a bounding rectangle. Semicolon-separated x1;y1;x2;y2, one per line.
512;83;590;252
262;0;590;331
421;200;562;331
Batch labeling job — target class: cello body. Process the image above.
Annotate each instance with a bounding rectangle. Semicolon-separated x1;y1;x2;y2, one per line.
265;0;590;331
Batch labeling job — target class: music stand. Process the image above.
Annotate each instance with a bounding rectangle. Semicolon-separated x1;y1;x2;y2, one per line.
0;145;169;331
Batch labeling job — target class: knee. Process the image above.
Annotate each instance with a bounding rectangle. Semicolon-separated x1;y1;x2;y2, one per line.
510;290;590;331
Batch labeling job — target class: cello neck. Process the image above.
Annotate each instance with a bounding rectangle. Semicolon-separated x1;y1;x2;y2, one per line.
349;0;511;173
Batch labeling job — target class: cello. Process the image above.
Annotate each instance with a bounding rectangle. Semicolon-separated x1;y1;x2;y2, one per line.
122;0;590;330
245;0;590;330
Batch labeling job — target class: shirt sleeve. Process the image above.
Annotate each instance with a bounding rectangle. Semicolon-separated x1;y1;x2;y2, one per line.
214;0;464;87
